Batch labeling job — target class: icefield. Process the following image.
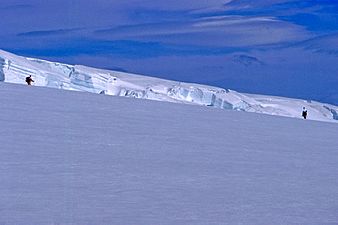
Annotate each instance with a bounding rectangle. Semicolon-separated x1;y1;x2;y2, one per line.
1;49;337;122
0;82;338;225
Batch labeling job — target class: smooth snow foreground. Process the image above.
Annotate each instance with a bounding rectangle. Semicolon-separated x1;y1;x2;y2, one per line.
0;83;338;225
1;49;337;123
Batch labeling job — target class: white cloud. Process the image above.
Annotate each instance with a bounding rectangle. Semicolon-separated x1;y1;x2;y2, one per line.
96;15;311;48
192;16;278;28
296;33;338;56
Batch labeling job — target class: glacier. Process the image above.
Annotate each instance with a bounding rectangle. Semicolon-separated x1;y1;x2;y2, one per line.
0;49;337;122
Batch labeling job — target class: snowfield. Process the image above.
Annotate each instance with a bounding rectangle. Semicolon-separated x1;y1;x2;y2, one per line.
0;82;338;225
1;49;337;123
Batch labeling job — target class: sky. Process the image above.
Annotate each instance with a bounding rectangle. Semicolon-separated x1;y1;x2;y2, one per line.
1;0;338;105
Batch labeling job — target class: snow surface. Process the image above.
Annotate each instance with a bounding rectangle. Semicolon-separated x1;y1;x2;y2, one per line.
0;82;338;225
1;49;337;123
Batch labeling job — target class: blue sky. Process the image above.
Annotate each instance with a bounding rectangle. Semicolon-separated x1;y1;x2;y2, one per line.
1;0;338;104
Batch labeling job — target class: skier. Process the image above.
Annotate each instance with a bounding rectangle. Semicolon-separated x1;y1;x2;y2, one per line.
302;107;307;119
25;75;34;85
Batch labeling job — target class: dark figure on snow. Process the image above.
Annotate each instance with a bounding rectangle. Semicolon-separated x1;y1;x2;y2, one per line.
25;75;34;85
302;107;307;119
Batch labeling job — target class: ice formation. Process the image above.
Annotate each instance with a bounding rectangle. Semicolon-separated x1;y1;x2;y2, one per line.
1;49;337;122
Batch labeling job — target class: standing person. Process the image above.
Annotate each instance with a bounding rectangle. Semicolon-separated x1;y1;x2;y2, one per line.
25;75;34;85
302;107;308;119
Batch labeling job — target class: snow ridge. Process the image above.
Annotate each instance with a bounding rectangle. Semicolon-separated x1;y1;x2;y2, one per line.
0;49;337;122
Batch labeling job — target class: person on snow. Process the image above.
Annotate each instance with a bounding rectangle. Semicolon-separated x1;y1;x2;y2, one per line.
302;107;308;119
25;75;34;85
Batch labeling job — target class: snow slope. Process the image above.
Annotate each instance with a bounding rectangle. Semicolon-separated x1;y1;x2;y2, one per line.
0;82;338;225
1;49;337;122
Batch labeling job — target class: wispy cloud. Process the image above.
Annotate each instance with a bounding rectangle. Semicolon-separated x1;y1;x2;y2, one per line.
17;28;82;37
219;0;338;33
11;38;246;59
292;33;338;56
95;14;310;48
0;4;33;10
193;15;278;27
